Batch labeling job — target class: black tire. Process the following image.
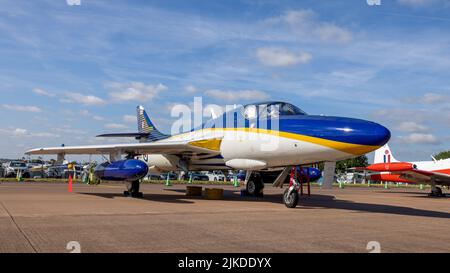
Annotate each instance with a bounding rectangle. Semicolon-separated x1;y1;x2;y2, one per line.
246;173;264;196
246;180;262;196
431;186;443;197
131;191;143;198
283;188;299;208
125;180;142;198
130;180;140;193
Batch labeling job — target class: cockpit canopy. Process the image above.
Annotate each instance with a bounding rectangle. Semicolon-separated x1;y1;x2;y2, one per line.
242;101;307;119
197;101;307;132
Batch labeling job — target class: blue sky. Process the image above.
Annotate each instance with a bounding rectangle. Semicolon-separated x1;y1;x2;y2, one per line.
0;0;449;161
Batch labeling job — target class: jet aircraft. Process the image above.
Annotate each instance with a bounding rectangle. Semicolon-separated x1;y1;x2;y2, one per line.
26;101;391;207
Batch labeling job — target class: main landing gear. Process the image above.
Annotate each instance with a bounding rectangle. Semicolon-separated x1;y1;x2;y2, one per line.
124;180;143;198
429;186;445;197
245;172;264;197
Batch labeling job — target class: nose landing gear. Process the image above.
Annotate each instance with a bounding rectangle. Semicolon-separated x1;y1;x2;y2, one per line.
283;188;299;208
283;167;311;208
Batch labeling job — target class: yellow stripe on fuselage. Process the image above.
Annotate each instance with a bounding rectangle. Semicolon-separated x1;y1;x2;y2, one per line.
171;128;380;156
188;138;222;151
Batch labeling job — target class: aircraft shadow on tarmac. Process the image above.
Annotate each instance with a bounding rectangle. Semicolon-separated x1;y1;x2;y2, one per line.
79;189;450;219
373;190;449;199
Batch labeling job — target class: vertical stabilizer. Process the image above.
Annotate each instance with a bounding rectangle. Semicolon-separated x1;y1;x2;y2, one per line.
374;144;398;164
136;105;168;141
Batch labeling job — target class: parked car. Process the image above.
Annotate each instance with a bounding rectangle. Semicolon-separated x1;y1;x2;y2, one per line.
226;170;246;182
143;173;162;181
203;171;225;181
26;159;45;169
2;161;29;178
159;172;178;180
45;165;66;178
188;172;209;181
45;164;83;178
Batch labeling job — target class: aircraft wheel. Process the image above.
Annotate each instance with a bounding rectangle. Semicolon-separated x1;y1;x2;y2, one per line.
124;180;142;198
246;179;263;196
431;186;443;197
283;188;299;208
130;191;143;198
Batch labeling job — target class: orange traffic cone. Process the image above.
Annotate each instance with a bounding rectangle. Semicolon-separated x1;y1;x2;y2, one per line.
68;173;73;193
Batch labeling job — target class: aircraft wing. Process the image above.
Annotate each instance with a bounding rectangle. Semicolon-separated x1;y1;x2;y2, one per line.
352;163;450;186
396;169;450;186
25;138;222;156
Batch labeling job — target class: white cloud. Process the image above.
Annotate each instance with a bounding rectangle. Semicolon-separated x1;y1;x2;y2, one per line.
185;85;197;93
2;104;42;112
31;132;60;138
80;109;89;116
371;108;429;123
79;109;104;121
398;0;435;7
105;123;128;129
397;121;428;133
54;126;87;135
404;92;450;105
12;128;28;136
275;9;352;43
123;115;136;123
316;24;352;44
204;89;269;101
423;92;450;104
256;47;312;67
32;88;55;97
0;128;60;138
398;133;440;144
316;69;376;87
107;82;168;102
63;92;105;106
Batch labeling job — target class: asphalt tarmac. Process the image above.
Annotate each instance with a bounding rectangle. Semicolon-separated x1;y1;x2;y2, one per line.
0;182;449;253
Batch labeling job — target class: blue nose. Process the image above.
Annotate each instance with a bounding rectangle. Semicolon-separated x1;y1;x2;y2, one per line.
316;116;391;146
364;121;391;146
279;115;391;146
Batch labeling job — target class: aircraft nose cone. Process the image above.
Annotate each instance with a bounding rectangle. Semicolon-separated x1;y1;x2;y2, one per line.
334;118;391;146
280;115;391;147
368;122;391;146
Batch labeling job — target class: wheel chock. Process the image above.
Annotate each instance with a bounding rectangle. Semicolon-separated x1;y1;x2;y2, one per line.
204;188;223;200
186;186;202;196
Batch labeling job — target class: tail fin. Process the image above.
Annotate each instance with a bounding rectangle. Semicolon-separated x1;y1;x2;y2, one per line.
136;105;168;141
374;144;398;164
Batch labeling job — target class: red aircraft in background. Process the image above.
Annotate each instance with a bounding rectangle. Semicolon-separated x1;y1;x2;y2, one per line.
358;144;450;196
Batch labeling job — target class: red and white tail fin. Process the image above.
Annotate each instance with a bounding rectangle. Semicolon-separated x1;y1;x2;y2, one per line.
374;144;398;164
